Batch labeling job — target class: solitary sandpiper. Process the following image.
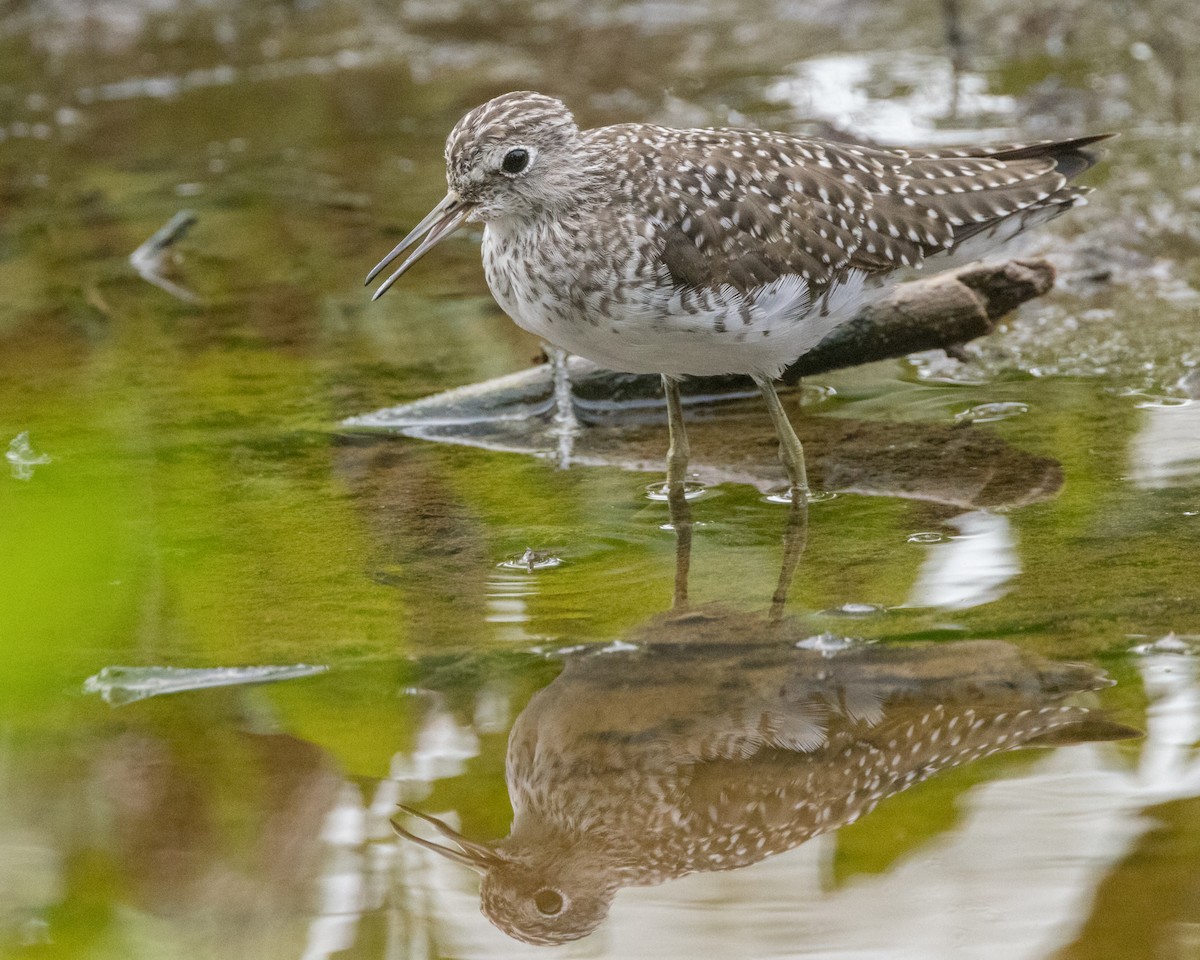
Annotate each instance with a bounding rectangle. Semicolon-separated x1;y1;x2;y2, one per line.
367;92;1109;504
390;636;1137;944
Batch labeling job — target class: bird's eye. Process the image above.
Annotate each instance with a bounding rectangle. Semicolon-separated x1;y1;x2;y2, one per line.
501;148;530;174
533;889;564;916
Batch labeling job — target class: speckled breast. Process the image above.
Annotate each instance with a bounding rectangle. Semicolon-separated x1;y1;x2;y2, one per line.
481;214;871;379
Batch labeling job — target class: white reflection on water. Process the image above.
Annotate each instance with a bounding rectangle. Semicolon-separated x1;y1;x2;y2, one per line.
378;656;1199;960
389;702;480;786
486;571;539;644
302;783;368;960
907;511;1020;610
765;51;1017;144
1128;400;1200;489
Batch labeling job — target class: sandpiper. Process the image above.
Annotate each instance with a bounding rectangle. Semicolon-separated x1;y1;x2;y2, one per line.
367;92;1109;503
390;637;1137;945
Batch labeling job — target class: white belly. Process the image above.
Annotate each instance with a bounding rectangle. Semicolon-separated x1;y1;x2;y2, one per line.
482;221;876;380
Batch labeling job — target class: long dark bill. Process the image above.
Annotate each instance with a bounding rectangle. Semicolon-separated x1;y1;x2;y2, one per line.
366;193;474;300
390;804;507;873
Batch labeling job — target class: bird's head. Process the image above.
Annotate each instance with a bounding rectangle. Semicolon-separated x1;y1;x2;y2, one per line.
367;92;585;298
444;91;583;220
391;804;617;946
478;853;617;946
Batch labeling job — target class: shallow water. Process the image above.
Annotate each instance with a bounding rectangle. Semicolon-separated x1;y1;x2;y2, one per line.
1;1;1199;957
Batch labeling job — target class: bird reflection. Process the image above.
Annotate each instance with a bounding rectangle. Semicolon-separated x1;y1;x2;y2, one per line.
392;515;1137;946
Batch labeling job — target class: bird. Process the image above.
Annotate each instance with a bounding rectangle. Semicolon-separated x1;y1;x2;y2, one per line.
391;627;1139;945
366;92;1110;503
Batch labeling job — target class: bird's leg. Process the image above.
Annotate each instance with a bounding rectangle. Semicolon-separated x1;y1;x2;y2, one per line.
662;375;691;503
669;491;693;611
754;376;811;504
662;374;694;609
769;498;808;620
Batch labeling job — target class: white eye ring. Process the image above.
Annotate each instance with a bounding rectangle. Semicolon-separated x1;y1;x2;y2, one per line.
500;146;535;175
533;888;565;916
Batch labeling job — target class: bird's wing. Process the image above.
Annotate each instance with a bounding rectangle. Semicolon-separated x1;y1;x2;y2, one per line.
597;126;1110;294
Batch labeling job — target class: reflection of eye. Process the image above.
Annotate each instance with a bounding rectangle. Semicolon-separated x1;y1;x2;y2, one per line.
533;889;564;916
502;148;530;174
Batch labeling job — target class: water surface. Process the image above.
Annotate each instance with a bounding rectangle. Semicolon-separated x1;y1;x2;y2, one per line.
1;1;1199;957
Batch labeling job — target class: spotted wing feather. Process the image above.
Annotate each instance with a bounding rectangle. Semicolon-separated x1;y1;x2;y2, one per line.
596;126;1112;296
658;700;1127;879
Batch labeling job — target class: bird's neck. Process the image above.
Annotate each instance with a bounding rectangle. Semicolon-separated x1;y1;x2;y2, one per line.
489;196;597;238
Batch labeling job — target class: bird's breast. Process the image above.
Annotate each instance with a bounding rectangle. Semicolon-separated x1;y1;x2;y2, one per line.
481;216;877;378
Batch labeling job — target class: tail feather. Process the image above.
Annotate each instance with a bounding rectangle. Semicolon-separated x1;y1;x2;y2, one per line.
983;133;1115;179
903;133;1114;267
913;133;1115;177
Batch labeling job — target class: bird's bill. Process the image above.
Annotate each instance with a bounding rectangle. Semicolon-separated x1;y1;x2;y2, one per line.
366;193;474;300
391;804;507;872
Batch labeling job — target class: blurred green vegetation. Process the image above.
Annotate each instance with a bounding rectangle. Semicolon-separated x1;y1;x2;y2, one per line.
0;0;1198;956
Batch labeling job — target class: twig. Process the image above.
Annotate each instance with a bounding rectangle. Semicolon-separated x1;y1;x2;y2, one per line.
130;210;200;304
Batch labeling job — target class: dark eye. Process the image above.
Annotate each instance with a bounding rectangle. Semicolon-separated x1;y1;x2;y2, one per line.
533;889;564;916
501;148;530;174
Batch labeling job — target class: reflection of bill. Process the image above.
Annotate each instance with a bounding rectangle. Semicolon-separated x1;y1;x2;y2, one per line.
393;632;1138;945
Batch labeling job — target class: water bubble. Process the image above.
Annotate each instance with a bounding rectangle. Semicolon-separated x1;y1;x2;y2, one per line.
954;402;1029;424
498;548;563;572
645;480;708;501
795;633;869;656
763;489;838;505
822;602;885;617
907;531;947;543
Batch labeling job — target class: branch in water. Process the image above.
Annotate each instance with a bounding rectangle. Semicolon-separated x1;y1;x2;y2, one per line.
779;257;1056;383
130;210;200;304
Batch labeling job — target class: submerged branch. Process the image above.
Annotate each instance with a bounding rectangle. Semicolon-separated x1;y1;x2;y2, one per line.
779;257;1057;383
130;210;200;304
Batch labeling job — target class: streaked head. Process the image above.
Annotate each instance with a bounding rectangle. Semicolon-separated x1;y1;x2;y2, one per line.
391;805;616;946
479;857;615;947
367;92;583;298
444;91;582;218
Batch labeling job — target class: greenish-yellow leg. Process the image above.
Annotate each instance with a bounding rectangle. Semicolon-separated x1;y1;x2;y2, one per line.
755;376;810;503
